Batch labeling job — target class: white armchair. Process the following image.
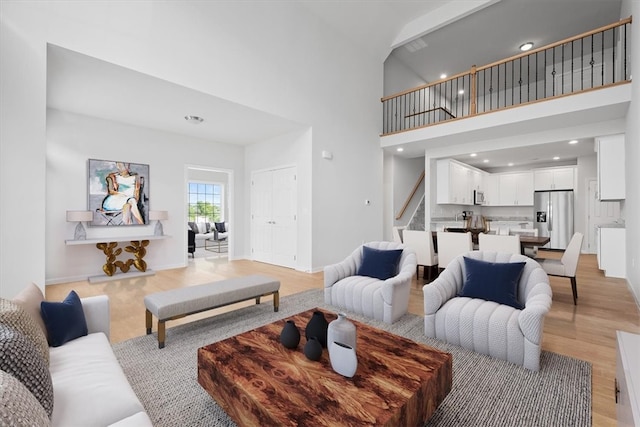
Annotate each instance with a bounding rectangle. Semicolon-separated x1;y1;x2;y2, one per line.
324;241;417;324
423;251;552;370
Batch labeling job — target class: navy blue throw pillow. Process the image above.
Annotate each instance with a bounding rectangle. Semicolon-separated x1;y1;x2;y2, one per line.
40;290;88;347
459;257;525;309
215;222;226;233
357;246;403;280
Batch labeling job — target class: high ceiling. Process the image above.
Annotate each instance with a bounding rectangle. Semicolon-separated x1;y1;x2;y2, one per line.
46;0;624;161
388;0;623;89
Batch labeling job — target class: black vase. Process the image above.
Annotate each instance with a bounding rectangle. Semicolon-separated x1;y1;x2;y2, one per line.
305;311;329;348
280;320;300;349
304;336;323;361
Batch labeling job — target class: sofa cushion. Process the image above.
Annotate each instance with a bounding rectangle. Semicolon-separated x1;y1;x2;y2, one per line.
197;222;208;234
40;290;88;347
0;323;54;417
12;283;48;338
0;369;51;426
0;297;49;365
459;256;525;309
49;333;146;426
215;222;227;233
357;246;403;280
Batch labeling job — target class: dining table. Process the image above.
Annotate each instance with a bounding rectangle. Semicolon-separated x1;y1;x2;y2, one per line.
431;230;550;256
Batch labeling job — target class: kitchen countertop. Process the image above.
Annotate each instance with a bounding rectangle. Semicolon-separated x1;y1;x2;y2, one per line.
598;223;626;228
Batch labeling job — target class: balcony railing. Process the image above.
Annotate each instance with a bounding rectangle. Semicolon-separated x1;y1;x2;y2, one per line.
381;17;632;136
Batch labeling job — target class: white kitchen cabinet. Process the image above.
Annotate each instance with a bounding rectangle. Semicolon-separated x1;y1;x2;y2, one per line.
483;174;499;206
616;331;640;427
534;167;575;191
498;172;533;206
598;226;626;278
596;134;625;200
437;159;476;205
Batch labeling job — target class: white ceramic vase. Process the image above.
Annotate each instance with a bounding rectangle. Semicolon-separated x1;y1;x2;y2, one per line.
327;313;356;351
329;341;358;378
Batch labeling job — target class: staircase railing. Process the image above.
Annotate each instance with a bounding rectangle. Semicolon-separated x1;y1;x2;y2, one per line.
381;17;632;136
395;170;425;220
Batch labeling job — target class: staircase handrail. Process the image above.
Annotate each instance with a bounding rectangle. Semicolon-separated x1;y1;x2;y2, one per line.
395;170;425;220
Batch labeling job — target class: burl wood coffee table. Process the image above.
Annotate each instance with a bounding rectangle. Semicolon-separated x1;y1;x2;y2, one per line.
198;308;452;426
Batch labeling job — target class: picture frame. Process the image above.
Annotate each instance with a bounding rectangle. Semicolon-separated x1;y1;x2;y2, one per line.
88;159;149;226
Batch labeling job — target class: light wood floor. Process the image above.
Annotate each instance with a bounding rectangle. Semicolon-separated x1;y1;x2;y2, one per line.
46;249;640;426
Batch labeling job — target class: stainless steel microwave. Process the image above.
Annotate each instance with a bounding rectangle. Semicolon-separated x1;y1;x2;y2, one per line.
474;190;485;205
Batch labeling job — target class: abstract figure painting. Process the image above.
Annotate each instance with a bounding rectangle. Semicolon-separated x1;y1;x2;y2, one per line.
89;159;149;226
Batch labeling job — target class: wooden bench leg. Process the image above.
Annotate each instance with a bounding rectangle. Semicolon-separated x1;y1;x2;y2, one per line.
158;320;166;349
274;291;279;312
145;309;152;335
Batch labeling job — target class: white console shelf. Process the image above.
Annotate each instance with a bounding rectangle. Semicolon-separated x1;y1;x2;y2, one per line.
65;234;170;245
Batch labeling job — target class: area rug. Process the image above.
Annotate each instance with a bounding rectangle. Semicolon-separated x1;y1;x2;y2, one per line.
113;289;591;426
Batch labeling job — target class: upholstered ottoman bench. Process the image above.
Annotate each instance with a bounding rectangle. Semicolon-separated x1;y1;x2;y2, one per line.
144;275;280;348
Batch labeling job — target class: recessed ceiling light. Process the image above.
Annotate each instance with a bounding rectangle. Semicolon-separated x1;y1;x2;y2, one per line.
483;159;489;163
569;140;578;144
519;42;534;52
553;156;560;160
470;153;477;157
508;162;514;166
458;90;465;94
185;115;204;124
440;73;447;79
396;148;404;152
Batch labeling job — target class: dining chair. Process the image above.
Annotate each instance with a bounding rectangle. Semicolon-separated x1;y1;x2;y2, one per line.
402;230;438;281
436;231;473;270
510;228;539;257
537;232;584;305
478;233;521;255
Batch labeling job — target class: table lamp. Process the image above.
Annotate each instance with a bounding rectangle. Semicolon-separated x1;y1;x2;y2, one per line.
66;211;94;240
149;210;168;236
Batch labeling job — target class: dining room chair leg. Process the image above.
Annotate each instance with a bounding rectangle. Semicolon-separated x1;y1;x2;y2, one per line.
570;276;578;305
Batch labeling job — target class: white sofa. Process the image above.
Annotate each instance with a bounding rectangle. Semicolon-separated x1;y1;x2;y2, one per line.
190;222;228;248
49;296;152;426
423;251;552;371
324;241;417;324
1;287;152;426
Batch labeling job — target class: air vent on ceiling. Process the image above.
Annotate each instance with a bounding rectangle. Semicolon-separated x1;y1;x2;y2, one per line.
404;38;428;53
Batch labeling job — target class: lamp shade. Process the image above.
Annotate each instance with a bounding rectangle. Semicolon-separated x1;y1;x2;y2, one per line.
149;210;168;221
66;211;94;222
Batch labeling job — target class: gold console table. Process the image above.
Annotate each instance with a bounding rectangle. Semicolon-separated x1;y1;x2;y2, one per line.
65;235;170;283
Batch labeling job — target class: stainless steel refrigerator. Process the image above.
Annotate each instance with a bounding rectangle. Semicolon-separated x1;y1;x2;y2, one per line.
534;190;574;250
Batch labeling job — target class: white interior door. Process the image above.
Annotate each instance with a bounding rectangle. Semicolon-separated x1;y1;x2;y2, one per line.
586;179;620;253
251;170;273;263
250;166;297;268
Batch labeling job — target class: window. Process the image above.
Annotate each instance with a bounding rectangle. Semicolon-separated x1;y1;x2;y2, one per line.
188;182;223;223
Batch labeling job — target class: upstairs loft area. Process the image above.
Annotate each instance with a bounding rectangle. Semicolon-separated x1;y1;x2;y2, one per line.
381;17;632;136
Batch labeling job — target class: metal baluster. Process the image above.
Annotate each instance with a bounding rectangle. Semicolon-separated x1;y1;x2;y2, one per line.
561;43;565;95
590;34;594;89
624;23;627;80
571;40;574;93
581;37;584;91
609;27;613;85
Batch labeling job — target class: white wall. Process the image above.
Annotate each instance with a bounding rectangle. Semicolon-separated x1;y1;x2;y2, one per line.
621;0;639;304
1;1;383;296
245;128;312;272
576;154;598;252
46;109;245;284
391;156;425;227
383;54;426;97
